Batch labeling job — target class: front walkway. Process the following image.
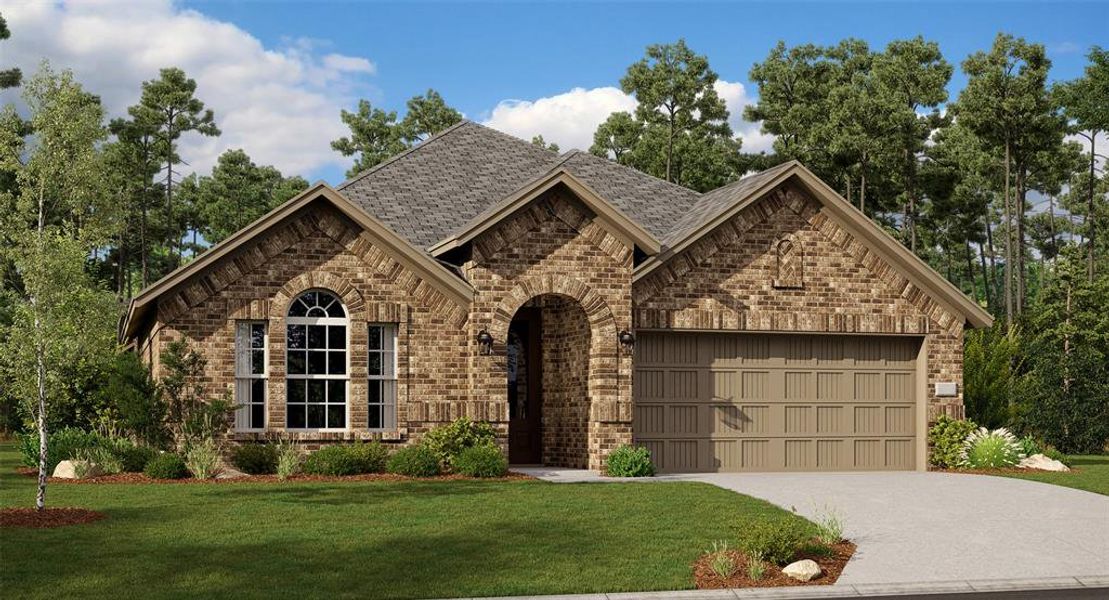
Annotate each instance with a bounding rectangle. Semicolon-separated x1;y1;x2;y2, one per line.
516;468;1109;585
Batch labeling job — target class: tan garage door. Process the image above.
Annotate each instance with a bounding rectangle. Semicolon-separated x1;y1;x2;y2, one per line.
633;332;922;473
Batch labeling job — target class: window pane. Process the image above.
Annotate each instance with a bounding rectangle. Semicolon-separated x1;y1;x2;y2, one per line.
287;380;306;403
307;306;327;317
251;379;265;402
307;351;326;374
251;323;265;348
368;380;381;404
288;299;308;317
308;325;327;349
307;404;325;428
287;325;306;349
287;404;306;428
367;352;382;376
303;291;318;308
251;349;265;375
328;380;346;404
367;325;382;350
368;405;382;429
326;299;346;318
328;325;346;348
308;380;326;403
328;351;346;375
327;405;346;429
251;404;265;429
287;351;306;375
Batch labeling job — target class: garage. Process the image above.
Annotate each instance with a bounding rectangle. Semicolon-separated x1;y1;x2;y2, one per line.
633;332;924;473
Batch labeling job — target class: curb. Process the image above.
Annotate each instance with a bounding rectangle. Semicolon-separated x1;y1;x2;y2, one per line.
440;575;1109;600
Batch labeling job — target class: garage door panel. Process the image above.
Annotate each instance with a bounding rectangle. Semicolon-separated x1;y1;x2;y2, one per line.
634;332;921;473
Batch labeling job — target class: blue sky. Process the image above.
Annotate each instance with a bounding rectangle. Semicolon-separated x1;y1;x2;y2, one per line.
4;1;1106;184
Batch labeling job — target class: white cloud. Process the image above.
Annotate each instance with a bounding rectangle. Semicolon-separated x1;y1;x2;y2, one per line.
0;0;377;178
482;80;775;154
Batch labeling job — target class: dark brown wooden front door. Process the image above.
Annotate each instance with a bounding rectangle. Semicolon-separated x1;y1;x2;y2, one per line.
508;308;542;464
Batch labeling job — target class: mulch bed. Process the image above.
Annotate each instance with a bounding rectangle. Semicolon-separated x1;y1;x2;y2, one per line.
15;467;534;485
693;540;856;589
0;507;107;529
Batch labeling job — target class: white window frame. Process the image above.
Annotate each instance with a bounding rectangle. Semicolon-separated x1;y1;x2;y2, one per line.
234;321;268;431
285;291;350;432
367;323;398;431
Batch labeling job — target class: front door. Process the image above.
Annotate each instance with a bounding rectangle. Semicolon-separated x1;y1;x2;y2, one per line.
507;308;542;464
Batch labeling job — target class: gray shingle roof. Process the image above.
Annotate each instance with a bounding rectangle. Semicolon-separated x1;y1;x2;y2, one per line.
338;120;788;252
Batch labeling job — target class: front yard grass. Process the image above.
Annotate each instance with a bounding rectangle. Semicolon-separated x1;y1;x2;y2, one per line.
999;454;1109;496
0;443;799;599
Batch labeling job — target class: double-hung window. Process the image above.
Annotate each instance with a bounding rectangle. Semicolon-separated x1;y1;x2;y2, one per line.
234;321;267;431
286;290;348;430
367;323;397;430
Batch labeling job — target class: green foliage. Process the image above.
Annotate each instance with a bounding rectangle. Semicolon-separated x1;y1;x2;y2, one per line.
17;427;105;473
144;452;188;479
184;439;223;479
964;324;1023;428
704;541;736;579
275;440;303;480
960;427;1024;468
928;415;979;468
302;442;388;476
98;352;167;448
737;518;814;566
453;443;508;478
386;444;441;477
605;444;655;477
813;507;846;545
745;552;767;581
114;443;157;473
422;417;497;471
1017;435;1043;458
230;443;279;475
1043;447;1071;467
75;445;122;475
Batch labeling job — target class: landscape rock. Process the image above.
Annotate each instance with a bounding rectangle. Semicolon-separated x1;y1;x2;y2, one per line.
52;460;103;479
1019;453;1069;472
782;559;822;582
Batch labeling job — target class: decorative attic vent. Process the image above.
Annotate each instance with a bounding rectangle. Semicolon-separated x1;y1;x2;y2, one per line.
772;234;803;289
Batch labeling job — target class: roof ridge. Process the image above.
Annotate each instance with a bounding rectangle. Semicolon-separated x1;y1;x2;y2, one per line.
700;160;799;197
567;151;702;198
337;119;472;190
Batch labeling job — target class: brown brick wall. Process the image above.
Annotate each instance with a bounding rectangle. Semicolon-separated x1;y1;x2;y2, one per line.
538;296;591;468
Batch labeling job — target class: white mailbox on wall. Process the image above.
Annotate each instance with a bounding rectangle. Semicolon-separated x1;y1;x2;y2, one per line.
935;382;958;397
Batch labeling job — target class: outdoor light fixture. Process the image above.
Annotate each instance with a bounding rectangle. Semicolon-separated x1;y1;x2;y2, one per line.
477;329;494;355
618;329;635;352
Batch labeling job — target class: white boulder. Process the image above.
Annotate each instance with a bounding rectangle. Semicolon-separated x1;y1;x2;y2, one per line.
782;559;822;582
52;460;103;479
1019;453;1070;472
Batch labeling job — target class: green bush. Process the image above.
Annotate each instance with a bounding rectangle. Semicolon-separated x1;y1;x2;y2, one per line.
605;445;655;477
302;443;389;476
1043;447;1072;467
422;418;497;471
113;443;158;473
961;427;1024;468
275;440;303;480
737;518;814;566
386;445;441;477
350;442;389;474
1017;435;1043;458
144;453;188;479
98;351;168;447
184;439;224;479
231;444;279;475
75;446;123;475
928;415;978;468
453;443;507;477
18;428;106;473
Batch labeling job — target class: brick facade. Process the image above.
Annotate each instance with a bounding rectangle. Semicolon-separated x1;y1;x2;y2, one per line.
134;178;968;470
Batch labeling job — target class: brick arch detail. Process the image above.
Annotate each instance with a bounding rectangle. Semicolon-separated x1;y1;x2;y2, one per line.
489;274;618;344
271;271;367;321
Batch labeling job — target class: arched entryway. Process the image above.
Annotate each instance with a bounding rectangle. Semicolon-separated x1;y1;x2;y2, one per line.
506;294;591;467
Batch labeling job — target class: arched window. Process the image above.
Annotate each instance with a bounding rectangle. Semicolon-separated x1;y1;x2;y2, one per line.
286;290;348;430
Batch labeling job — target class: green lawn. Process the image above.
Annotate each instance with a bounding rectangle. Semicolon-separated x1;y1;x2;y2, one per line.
0;444;796;600
999;454;1109;496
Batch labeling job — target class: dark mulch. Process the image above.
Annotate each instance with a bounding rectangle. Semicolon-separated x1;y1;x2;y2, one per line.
15;467;534;485
693;540;856;589
0;507;107;529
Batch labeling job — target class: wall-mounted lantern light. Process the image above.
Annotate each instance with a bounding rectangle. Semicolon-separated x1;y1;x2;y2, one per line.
618;329;635;353
477;329;494;355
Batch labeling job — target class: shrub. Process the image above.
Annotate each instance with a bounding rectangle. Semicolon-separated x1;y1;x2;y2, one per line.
705;541;735;579
350;442;389;474
98;351;168;447
605;445;655;477
231;444;279;475
75;446;123;475
386;445;441;477
422;418;497;470
112;443;158;473
1043;447;1072;466
302;443;388;476
144;453;188;479
960;427;1024;468
184;439;224;479
737;518;813;566
746;552;767;581
453;443;507;477
275;440;303;480
1017;435;1043;458
928;415;978;468
18;428;106;473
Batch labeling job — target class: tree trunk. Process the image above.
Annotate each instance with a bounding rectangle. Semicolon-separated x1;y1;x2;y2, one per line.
1003;140;1013;329
1089;133;1098;282
665;111;675;183
965;241;977;297
141;200;148;288
33;182;48;512
979;241;992;310
1016;165;1027;316
1049;194;1058;276
860;171;867;214
986;217;998;306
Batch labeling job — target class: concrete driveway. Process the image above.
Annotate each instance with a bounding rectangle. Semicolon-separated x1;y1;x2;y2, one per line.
687;471;1109;585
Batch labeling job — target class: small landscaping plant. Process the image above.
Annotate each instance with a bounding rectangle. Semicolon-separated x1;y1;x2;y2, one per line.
960;427;1024;468
302;442;389;476
275;440;303;479
184;439;224;479
453;443;507;477
745;551;767;581
350;441;389;473
231;443;279;475
737;517;813;566
113;443;158;473
1017;435;1043;458
813;507;845;545
18;428;106;473
422;417;497;471
928;415;978;468
386;444;441;477
605;444;655;477
75;446;123;475
705;541;736;579
1043;447;1071;466
144;453;189;479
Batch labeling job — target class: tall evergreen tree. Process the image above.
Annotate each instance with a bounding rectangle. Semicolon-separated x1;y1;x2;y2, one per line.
0;14;21;89
398;89;462;144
